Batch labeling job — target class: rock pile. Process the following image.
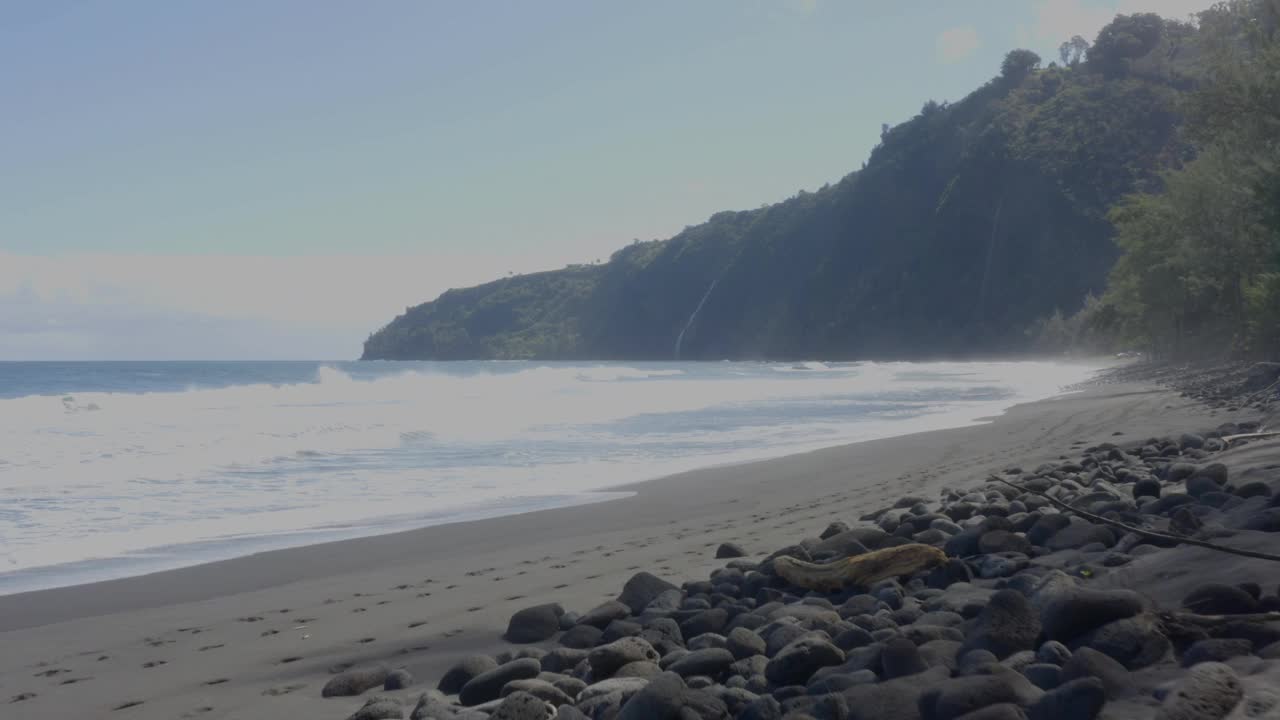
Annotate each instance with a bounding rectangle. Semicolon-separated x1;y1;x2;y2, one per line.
334;420;1280;719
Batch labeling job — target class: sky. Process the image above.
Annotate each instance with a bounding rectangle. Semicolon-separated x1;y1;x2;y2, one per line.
1;0;1215;360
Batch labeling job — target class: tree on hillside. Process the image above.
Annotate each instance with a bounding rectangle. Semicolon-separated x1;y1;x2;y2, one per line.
1001;49;1042;82
1058;35;1090;66
1090;13;1165;76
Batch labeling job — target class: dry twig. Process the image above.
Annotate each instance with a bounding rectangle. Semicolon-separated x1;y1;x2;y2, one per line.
987;475;1280;563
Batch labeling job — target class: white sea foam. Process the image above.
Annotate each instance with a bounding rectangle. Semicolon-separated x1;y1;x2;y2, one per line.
0;359;1102;593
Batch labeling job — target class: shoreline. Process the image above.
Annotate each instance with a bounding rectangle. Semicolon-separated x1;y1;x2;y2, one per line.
0;361;1104;598
0;379;1248;719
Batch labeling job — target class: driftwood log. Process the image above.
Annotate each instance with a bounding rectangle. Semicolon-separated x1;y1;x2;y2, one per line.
774;543;947;592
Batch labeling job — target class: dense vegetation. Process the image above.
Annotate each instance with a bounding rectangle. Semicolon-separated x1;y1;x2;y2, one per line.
1069;0;1280;361
363;7;1263;362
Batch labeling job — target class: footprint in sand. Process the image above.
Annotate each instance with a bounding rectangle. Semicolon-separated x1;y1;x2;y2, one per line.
203;678;228;686
59;677;91;685
357;637;376;644
408;621;428;628
237;616;263;623
11;692;37;703
113;700;144;711
262;684;306;696
142;661;167;669
34;668;69;677
278;656;302;664
260;629;279;637
197;644;224;652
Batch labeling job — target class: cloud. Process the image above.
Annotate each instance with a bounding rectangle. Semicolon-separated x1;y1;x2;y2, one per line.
1017;0;1217;51
0;252;584;360
936;25;981;64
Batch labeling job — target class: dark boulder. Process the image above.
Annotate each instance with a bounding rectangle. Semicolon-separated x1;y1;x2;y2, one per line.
347;696;403;720
961;590;1041;660
1182;584;1259;615
490;691;553;720
383;668;414;691
1040;589;1145;642
587;637;660;679
1153;662;1242;720
716;542;747;559
1073;614;1170;669
882;637;929;679
505;604;565;644
438;655;498;694
1060;648;1129;699
323;665;390;697
617;572;679;614
459;658;542;706
765;637;845;686
1026;677;1104;720
1181;638;1254;667
668;648;736;679
560;623;603;649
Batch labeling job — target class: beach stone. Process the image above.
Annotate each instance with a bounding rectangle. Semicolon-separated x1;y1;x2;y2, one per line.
919;672;1038;720
739;695;783;720
1243;509;1280;532
1035;641;1070;666
1134;478;1162;499
839;666;950;720
1186;475;1221;499
540;649;589;674
1181;639;1254;667
617;572;679;614
687;632;728;652
979;530;1031;555
765;637;845;686
384;669;414;691
506;604;565;644
588;637;659;679
927;559;973;590
490;691;554;720
559;624;603;650
668;648;735;679
1026;677;1104;720
1154;662;1243;720
347;696;404;720
614;671;685;719
882;637;928;679
727;627;767;659
1044;521;1114;551
1182;584;1259;615
409;691;457;720
813;528;883;556
716;542;747;559
1026;515;1071;547
1075;614;1170;669
1040;588;1145;642
1060;648;1129;699
962;590;1041;660
324;665;391;697
575;677;649;717
1236;481;1272;499
500;679;573;706
612;661;661;679
554;707;588;720
1023;663;1062;691
601;619;642;643
460;659;542;706
578;601;631;629
681;608;729;638
1193;463;1230;486
439;657;500;695
954;705;1027;720
822;521;851;539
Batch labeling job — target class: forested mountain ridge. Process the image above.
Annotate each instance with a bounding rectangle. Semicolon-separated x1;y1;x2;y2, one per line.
362;12;1210;361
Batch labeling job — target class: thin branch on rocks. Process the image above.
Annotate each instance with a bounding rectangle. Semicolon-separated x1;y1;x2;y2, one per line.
1221;430;1280;445
986;475;1280;563
1157;610;1280;626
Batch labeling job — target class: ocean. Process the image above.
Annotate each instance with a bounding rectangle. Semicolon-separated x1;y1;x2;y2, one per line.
0;359;1101;594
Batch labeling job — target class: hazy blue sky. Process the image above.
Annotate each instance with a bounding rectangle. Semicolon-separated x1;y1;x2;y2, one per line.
1;0;1211;359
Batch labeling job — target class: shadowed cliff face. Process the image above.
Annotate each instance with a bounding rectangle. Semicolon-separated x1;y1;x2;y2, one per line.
363;16;1202;362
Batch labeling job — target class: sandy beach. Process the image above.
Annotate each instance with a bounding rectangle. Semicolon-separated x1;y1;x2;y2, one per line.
0;380;1258;719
